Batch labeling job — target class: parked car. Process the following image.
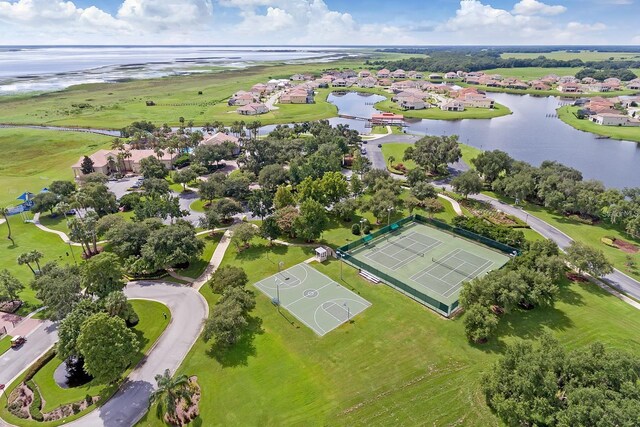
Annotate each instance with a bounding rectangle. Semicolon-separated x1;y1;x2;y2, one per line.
11;336;26;348
378;144;382;148
361;148;367;155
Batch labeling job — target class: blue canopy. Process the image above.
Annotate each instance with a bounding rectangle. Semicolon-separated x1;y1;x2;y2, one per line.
16;192;35;201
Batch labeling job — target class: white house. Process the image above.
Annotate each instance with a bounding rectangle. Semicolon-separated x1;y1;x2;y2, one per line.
591;113;640;126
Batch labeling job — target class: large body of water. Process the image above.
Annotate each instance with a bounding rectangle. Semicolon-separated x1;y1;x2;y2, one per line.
0;46;354;94
325;92;640;189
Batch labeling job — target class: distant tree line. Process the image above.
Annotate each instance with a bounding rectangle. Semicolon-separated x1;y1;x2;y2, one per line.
371;49;639;80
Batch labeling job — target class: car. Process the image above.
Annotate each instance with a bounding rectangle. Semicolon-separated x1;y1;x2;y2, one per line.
362;140;367;144
361;148;367;155
378;144;382;148
11;336;26;348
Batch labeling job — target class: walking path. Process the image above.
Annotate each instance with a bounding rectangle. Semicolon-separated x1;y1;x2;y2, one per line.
193;229;233;290
437;193;463;216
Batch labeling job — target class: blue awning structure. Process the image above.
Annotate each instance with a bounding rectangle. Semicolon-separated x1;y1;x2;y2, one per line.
16;192;35;202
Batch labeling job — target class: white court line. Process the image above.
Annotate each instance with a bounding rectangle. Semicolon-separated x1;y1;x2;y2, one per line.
417;259;494;298
442;260;494;298
321;302;346;323
285;282;334;308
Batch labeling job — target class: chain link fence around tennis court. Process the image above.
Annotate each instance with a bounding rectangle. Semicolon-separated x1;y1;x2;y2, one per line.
336;215;519;317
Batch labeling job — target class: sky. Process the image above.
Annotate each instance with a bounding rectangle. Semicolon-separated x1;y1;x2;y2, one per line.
0;0;638;45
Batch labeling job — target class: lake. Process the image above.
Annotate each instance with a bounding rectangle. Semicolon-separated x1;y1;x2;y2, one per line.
325;91;640;189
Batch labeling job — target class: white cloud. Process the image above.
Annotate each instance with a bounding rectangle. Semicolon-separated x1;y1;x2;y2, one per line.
512;0;566;16
117;0;213;29
566;21;607;31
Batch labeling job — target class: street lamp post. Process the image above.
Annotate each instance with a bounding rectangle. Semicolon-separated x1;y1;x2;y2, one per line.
387;206;395;226
359;218;366;235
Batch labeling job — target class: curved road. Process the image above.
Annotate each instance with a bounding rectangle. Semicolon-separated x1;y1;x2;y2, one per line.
66;281;208;427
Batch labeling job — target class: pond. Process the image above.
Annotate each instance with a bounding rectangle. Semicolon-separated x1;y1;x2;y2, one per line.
324;91;640;189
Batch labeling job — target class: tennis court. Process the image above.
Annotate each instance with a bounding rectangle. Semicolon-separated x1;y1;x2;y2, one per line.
343;221;510;316
254;263;371;336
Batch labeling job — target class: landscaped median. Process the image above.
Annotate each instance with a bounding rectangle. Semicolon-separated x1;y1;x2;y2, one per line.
374;98;512;120
0;300;170;426
557;105;640;143
381;142;482;175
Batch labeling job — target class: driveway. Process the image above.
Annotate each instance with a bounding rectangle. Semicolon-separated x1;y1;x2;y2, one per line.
67;281;208;427
105;177;139;200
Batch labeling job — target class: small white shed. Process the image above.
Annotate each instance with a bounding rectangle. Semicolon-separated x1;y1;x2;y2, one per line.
315;247;328;262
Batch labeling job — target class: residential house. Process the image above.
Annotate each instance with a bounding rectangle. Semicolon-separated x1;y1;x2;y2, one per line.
72;149;174;177
342;70;357;78
428;73;442;80
581;77;597;85
237;103;269;116
377;68;390;78
627;80;640;90
377;78;392;87
391;69;406;79
201;132;240;155
440;100;465;111
290;74;306;81
444;72;458;79
591;113;640;126
532;82;551;91
358;70;371;78
390;80;418;93
358;76;377;88
228;91;257;106
250;83;269;96
399;96;427;110
332;78;348;88
279;87;314;104
558;83;581;93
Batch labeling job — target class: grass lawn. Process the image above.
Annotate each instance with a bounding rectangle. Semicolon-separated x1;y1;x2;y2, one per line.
484;191;640;281
370;125;403;135
381;142;481;174
189;199;208;213
0;128;112;207
374;99;512;120
1;300;170;426
0;219;74;315
557;106;640;143
500;51;640;62
174;233;222;279
479;67;582;80
138;236;640;426
0;335;11;356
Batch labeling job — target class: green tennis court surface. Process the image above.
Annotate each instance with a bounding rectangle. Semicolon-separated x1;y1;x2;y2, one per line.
346;221;510;314
254;263;371;336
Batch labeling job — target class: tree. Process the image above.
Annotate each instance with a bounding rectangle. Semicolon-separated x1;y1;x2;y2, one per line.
275;206;299;238
199;208;222;231
362;189;400;224
203;287;255;348
32;191;59;216
463;304;499;343
17;250;43;276
260;216;281;245
332;198;357;221
224;172;251;200
173;167;198;191
273;185;296;209
207;265;248;294
105;218;161;259
212;198;243;222
79;182;118;217
198;177;224;204
142;177;170;197
1;208;14;246
295;199;328;242
49;180;76;199
0;269;23;303
138;221;205;272
140;156;168;179
319;171;349;205
96;214;125;237
149;369;192;424
258;164;288;192
411;181;437;201
103;291;139;325
76;313;138;383
472;150;513;184
57;299;101;360
451;170;484;199
388;155;395;167
565;241;613;278
80;156;95;175
403;135;461;175
233;223;258;251
247;189;274;220
31;263;82;320
82;252;125;298
350;174;364;196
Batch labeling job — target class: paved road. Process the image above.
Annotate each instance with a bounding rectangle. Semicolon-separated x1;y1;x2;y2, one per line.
67;281;208;427
0;321;58;390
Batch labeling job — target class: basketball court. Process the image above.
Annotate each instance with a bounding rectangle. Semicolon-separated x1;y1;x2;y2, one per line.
254;263;371;336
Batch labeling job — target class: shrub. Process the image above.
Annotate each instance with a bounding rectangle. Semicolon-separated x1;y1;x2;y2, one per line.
452;216;526;248
601;237;617;247
173;153;191;168
351;224;360;235
72;403;81;414
363;225;371;234
26;381;44;421
24;348;56;381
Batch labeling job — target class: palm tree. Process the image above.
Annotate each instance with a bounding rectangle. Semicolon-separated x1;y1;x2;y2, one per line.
17;252;36;276
154;147;165;160
29;250;43;272
388;155;396;167
1;207;14;246
149;369;192;423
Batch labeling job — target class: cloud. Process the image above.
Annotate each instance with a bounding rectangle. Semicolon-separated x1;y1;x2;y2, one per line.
512;0;566;16
117;0;213;29
566;21;607;31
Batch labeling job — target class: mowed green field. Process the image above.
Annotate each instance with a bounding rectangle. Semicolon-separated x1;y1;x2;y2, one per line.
381;142;482;172
501;50;640;61
138;236;640;426
479;67;582;80
557;106;640;143
0;128;112;206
